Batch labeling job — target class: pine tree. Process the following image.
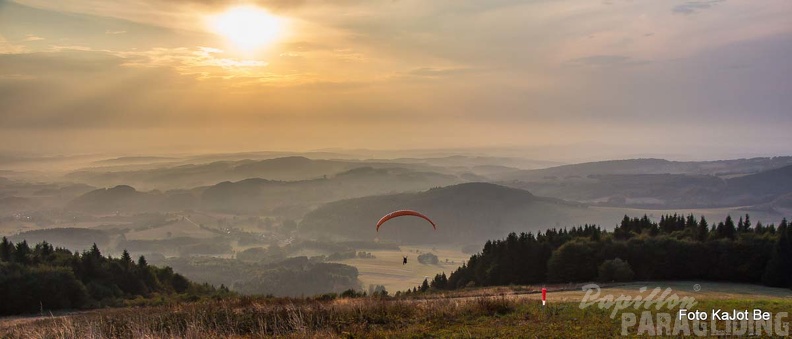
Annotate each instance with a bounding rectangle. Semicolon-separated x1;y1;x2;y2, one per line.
722;215;737;239
138;255;148;268
420;278;430;292
121;250;132;267
755;221;765;234
0;237;13;262
89;243;102;259
686;214;698;231
697;216;709;242
762;220;792;287
14;240;30;264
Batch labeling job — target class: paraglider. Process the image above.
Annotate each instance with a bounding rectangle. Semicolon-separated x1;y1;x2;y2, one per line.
376;210;436;266
375;210;437;232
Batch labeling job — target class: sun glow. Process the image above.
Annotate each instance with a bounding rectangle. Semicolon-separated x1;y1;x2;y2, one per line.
208;6;284;52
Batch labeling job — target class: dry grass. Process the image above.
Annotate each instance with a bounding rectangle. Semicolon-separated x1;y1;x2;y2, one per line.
0;296;536;338
2;282;790;338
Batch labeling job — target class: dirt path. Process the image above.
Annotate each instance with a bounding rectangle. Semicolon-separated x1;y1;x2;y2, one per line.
0;309;98;330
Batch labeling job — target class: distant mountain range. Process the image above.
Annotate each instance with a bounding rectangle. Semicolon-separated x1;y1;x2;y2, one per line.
66;166;462;215
6;156;792;219
496;158;792;209
494;157;792;181
199;166;461;215
66;156;459;190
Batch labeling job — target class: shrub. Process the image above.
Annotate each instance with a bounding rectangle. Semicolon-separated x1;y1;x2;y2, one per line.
417;253;439;265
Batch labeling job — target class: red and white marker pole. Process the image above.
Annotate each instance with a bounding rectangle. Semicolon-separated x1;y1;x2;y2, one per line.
541;287;547;306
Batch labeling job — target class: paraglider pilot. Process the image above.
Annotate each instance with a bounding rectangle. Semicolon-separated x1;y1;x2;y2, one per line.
403;256;408;265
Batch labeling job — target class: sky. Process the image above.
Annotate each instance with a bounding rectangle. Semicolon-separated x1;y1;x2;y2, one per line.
0;0;790;161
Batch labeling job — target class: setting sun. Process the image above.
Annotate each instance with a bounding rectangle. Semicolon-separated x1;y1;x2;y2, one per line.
208;6;284;51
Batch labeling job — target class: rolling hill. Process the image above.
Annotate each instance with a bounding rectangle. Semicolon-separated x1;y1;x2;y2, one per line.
199;167;462;215
298;182;592;244
8;227;111;251
65;156;452;190
67;185;164;213
65;166;463;216
496;160;792;208
495;157;792;181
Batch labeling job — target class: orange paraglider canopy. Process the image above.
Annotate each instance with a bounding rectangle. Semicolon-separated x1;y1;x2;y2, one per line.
376;210;437;232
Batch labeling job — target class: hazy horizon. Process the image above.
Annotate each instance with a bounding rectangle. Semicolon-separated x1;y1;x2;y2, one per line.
1;145;791;169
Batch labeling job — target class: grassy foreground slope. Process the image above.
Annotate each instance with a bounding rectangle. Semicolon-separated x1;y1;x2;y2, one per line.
1;282;789;338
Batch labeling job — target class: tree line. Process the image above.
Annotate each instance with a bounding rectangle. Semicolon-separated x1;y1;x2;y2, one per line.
415;214;792;293
0;239;225;315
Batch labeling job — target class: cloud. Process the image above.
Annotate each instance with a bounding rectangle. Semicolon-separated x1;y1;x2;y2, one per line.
0;49;201;130
3;0;792;157
116;47;284;86
568;55;648;67
23;35;44;41
132;0;362;13
400;67;476;79
672;0;724;14
0;35;27;54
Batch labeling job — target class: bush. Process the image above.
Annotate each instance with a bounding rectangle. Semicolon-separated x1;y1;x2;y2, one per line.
417;253;439;265
340;289;364;298
474;297;514;316
315;293;337;301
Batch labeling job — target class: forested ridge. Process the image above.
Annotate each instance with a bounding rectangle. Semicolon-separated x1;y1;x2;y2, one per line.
422;214;792;292
0;240;226;315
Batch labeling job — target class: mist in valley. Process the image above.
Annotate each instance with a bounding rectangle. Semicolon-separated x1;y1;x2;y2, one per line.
2;150;792;295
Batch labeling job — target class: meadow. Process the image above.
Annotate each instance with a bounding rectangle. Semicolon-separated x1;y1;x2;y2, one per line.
335;245;470;293
1;282;789;338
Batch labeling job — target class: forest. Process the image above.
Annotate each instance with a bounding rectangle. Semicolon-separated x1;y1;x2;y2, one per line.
422;214;792;292
0;239;225;315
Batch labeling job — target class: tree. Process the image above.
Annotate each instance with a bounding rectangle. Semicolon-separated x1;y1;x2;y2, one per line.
762;220;792;287
697;216;709;242
755;221;766;234
420;279;430;292
14;241;30;265
597;258;635;282
717;215;737;240
138;255;148;268
547;240;597;283
430;273;448;290
121;250;132;267
89;243;101;259
172;273;190;293
739;214;752;233
0;241;220;316
0;237;13;262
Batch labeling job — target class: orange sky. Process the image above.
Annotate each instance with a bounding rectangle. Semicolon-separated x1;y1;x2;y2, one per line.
0;0;791;160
